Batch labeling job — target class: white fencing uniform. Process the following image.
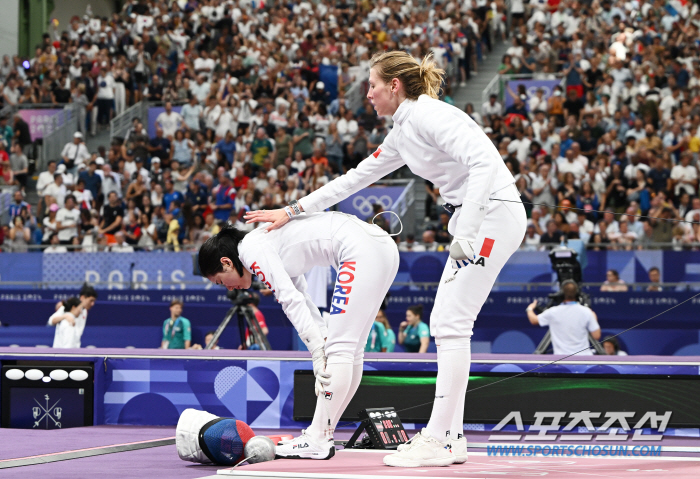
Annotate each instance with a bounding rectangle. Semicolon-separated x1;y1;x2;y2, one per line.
239;211;398;361
238;212;399;442
48;306;88;348
300;95;526;340
298;94;527;444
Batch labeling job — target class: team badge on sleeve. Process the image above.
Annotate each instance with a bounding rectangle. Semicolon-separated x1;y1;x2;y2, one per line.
479;238;495;258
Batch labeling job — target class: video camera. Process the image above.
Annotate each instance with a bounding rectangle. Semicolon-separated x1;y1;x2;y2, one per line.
534;245;591;314
192;252;264;305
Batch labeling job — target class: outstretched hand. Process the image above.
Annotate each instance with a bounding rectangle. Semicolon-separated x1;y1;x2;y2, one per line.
243;208;290;232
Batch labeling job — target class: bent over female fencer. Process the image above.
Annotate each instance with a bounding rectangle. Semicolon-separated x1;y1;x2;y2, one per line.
245;51;527;467
198;212;399;459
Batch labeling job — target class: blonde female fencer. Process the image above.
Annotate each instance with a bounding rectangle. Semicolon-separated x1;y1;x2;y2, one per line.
245;51;527;467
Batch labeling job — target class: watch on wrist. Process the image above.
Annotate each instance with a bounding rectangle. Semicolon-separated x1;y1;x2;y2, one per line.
289;200;301;216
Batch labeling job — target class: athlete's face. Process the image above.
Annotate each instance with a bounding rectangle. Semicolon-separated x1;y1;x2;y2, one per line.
208;257;253;291
367;68;400;117
81;296;96;310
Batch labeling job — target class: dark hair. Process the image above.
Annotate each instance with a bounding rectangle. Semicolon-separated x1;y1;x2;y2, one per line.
80;283;98;299
407;304;423;319
170;298;183;307
198;223;247;277
649;266;660;274
607;269;620;280
63;296;81;311
602;336;620;353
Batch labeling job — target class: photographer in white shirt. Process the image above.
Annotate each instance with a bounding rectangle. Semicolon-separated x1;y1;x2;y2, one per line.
526;281;601;355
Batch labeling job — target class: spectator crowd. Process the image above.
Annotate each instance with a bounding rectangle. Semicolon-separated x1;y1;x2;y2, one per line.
0;0;491;251
461;0;700;250
1;0;699;254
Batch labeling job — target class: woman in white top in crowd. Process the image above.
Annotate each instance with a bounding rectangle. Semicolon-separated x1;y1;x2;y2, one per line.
42;203;60;244
245;51;527;468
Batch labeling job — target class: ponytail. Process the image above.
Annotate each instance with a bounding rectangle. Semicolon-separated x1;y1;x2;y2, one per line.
198;223;247;278
418;53;444;99
370;51;445;100
63;297;81;311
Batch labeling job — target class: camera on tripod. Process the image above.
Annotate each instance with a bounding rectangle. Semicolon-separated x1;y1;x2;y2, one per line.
533;244;603;354
534;245;591;314
192;253;271;350
226;287;258;306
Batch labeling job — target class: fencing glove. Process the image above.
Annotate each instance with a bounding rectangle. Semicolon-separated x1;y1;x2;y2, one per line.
311;346;331;396
449;237;476;270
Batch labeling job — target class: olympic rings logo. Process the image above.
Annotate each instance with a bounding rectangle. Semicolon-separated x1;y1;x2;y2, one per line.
352;195;393;216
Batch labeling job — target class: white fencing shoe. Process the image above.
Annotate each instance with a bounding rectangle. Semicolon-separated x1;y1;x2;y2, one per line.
274;431;335;460
383;429;455;467
451;436;468;463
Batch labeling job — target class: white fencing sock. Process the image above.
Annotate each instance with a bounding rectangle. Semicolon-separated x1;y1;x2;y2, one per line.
424;339;471;442
332;361;363;425
450;343;470;441
306;362;353;443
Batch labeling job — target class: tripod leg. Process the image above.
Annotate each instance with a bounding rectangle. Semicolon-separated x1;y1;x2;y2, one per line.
589;333;606;354
534;330;552;354
205;307;236;350
242;306;272;350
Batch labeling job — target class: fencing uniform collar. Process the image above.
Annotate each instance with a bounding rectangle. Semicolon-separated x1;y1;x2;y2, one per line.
392;97;417;126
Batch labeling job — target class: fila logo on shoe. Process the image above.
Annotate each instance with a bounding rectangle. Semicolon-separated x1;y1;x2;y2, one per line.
293;443;310;449
330;261;355;315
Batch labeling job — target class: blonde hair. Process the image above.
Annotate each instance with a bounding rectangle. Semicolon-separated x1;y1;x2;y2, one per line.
369;51;445;100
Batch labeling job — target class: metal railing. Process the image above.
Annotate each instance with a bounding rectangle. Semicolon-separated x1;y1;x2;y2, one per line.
0;243;201;253
481;73;564;110
0;187;16;226
345;73;369;113
391;281;700;292
2;240;699;253
522;242;700;251
482;74;501;106
1;280;696;292
110;101;147;140
0;280;208;289
385;179;415;236
40;104;79;172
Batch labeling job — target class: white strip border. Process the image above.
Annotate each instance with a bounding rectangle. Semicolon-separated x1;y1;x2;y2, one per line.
1;351;699;367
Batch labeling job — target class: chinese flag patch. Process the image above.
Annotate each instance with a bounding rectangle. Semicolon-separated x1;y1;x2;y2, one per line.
373;147;382;158
479;238;495;258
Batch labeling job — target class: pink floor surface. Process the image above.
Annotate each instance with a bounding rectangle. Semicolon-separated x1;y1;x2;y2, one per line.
221;449;700;479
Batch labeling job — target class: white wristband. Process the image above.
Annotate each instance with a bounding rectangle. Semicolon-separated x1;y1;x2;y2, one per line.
284;206;294;219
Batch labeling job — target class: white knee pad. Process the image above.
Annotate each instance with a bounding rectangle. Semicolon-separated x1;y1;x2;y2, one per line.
435;337;472;352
